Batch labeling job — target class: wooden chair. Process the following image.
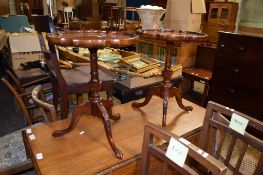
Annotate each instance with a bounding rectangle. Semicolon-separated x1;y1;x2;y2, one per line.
101;3;124;31
196;101;263;174
140;122;227;175
1;77;52;125
182;45;216;106
123;7;140;31
43;52;116;120
5;69;50;108
32;85;57;122
0;86;57;175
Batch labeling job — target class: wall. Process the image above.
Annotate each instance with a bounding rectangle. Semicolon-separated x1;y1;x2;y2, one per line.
239;0;263;28
9;0;16;15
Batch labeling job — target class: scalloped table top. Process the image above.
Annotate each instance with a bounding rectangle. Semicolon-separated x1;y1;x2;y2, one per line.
136;29;208;42
46;30;138;48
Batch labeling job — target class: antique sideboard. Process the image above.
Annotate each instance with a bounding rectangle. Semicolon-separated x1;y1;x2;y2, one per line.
209;31;263;121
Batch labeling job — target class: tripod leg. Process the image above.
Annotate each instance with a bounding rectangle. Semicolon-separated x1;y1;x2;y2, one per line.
102;100;121;120
162;90;169;128
97;102;123;159
52;102;91;137
171;87;193;111
132;86;161;108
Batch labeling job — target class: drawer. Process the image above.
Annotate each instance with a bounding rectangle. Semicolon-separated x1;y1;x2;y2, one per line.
217;33;263;63
209;80;263;120
212;57;263;91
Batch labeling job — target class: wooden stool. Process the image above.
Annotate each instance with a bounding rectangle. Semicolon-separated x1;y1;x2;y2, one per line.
182;45;216;106
183;67;212;106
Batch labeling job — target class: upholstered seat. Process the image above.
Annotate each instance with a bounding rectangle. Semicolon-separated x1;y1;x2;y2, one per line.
0;123;42;174
0;129;27;168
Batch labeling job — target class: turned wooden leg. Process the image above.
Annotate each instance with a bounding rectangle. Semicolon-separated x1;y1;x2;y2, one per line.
52;88;59;113
170;87;193;111
97;102;123;159
132;86;161;108
162;89;169;128
52;102;91;137
60;93;70;119
102;81;121;120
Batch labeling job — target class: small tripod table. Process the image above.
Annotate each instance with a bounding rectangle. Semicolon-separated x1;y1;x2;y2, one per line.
46;31;137;159
132;29;208;127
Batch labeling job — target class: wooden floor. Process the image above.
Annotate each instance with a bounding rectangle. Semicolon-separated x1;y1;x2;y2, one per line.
23;96;206;175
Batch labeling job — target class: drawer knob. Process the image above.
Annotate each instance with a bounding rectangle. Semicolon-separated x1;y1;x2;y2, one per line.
232;68;239;73
228;88;236;93
221;44;225;48
235;45;245;52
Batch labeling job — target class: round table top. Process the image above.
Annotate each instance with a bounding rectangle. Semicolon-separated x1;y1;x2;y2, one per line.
46;30;138;48
136;29;208;42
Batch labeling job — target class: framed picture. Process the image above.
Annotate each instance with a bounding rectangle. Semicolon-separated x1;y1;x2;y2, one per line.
118;55;160;73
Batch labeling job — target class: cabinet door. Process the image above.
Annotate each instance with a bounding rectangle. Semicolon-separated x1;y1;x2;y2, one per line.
208;3;220;23
218;3;232;24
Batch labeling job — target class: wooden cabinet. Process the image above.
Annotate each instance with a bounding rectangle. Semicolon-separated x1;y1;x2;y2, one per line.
204;2;238;43
15;0;43;21
0;0;9;15
209;32;263;120
137;37;198;67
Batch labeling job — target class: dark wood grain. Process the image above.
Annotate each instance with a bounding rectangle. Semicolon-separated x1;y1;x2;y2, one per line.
209;32;263;121
22;97;206;175
140;122;227;175
197;101;263;175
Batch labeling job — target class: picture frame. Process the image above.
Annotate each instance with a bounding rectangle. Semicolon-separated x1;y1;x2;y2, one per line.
118;55;160;73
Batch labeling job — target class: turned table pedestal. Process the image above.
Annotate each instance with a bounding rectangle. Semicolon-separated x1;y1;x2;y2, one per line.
46;31;137;159
132;29;208;127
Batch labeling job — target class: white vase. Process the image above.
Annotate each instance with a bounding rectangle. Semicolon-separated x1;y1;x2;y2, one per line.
136;9;166;30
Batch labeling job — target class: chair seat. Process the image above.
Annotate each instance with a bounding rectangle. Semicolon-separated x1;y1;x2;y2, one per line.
183;67;212;81
0;123;43;169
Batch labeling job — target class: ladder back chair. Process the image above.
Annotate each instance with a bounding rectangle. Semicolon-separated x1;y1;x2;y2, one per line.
5;69;50;107
197;101;263;175
140;122;227;175
43;52;116;120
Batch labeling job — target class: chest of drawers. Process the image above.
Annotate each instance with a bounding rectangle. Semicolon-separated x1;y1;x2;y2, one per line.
209;32;263;120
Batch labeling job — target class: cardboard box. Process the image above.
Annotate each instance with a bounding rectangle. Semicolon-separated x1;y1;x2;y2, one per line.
164;0;205;32
8;33;43;70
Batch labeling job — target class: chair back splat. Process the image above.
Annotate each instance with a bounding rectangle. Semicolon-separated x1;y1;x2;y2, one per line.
140;122;227;175
198;101;263;175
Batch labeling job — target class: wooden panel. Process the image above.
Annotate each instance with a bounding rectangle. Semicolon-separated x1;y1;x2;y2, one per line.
217;32;263;63
137;37;198;67
23;97;206;175
0;0;9;15
209;32;263;120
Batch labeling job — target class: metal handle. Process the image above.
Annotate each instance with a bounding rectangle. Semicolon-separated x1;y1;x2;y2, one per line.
234;45;245;52
232;68;239;73
228;88;236;93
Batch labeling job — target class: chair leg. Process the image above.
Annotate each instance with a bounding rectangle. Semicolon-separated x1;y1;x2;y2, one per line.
76;94;83;104
60;93;69;119
200;81;209;107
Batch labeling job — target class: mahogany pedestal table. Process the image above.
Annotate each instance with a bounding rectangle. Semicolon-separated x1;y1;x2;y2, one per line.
132;29;208;127
46;30;137;159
